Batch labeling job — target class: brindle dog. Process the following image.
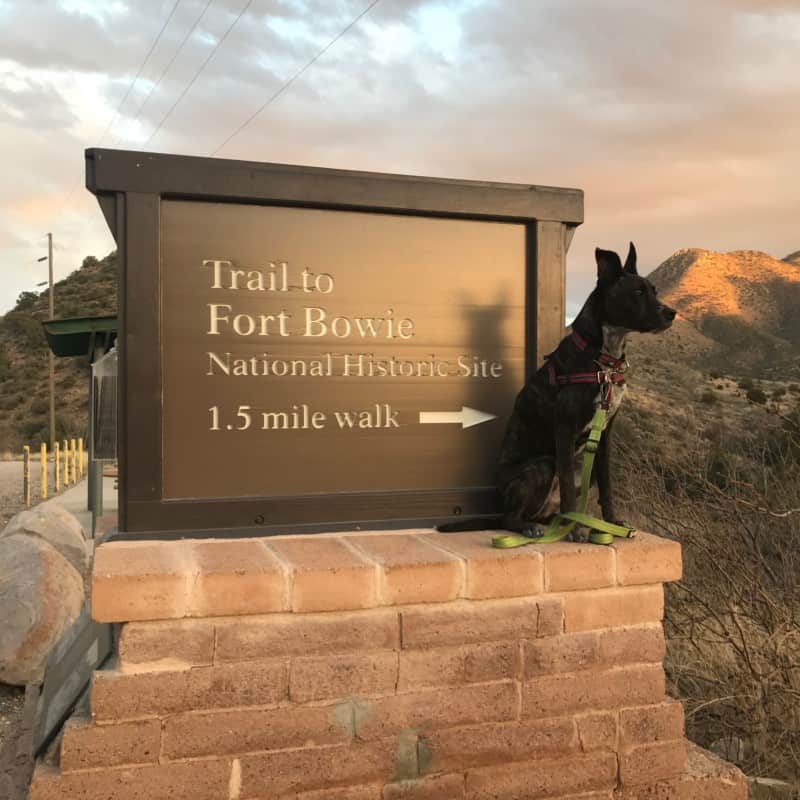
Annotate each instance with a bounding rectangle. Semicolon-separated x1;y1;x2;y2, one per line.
440;243;676;540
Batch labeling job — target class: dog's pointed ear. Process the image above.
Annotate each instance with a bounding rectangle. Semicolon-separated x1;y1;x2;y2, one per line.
623;241;638;275
595;248;624;284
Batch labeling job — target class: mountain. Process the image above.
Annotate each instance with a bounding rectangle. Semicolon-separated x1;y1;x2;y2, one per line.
644;248;800;379
0;253;117;453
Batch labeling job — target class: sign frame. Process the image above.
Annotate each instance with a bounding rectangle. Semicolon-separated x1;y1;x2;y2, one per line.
86;148;582;539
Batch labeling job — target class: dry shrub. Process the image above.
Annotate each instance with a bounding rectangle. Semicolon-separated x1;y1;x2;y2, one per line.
613;405;800;781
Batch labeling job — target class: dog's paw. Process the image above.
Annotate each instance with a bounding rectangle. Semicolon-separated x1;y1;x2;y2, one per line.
567;528;588;544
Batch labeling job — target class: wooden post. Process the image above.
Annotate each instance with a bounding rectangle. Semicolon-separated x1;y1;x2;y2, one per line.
23;446;30;507
533;220;572;370
48;233;56;451
69;439;76;484
62;439;69;486
78;438;84;479
40;442;47;499
54;441;60;492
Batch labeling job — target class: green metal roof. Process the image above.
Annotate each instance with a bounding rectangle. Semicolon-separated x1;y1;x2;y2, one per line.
42;315;117;358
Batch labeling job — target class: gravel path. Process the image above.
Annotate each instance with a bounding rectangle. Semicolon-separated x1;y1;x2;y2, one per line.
0;458;83;530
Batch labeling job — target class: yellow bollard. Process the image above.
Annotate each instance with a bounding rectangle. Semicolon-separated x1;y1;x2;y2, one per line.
69;439;76;484
78;438;84;479
41;442;47;499
23;446;30;507
62;439;69;486
54;441;60;492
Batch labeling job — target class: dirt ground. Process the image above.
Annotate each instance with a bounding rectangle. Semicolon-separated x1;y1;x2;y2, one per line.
0;459;73;530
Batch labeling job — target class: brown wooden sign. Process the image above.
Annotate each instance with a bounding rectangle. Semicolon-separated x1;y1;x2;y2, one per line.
86;149;582;537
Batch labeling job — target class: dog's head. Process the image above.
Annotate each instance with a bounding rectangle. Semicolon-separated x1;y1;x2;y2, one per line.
595;243;676;333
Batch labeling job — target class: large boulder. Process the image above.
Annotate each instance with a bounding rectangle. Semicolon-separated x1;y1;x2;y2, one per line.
0;534;83;685
2;504;88;577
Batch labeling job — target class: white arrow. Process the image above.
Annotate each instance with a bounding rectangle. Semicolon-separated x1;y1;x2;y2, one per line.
418;406;497;429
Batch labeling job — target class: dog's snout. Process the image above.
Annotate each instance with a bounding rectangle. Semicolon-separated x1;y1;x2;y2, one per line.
663;306;677;321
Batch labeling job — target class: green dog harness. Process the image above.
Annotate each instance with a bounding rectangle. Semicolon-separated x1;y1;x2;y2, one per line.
492;406;636;549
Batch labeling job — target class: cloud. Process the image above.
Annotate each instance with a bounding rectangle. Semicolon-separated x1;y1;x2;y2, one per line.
0;0;799;316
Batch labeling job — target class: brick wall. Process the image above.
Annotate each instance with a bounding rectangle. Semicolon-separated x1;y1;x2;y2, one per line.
29;530;748;800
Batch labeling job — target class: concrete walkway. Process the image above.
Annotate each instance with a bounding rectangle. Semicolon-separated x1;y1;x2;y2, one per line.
42;476;118;537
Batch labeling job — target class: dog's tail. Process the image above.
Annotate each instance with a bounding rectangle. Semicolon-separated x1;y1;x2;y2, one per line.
436;516;504;533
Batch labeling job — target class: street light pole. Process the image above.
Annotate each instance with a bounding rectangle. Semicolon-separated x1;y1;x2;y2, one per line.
47;233;55;450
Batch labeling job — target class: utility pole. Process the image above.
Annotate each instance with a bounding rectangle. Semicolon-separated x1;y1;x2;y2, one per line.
47;232;55;450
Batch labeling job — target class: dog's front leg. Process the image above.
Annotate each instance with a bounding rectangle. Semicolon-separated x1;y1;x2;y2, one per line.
596;417;625;525
555;421;585;542
595;417;617;523
554;419;578;509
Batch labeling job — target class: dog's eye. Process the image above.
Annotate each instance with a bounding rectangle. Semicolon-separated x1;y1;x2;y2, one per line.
635;289;644;296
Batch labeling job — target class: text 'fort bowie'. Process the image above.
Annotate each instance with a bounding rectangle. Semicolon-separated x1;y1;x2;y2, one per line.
203;259;414;339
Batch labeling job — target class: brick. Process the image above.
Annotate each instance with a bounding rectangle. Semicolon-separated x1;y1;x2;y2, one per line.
597;625;665;667
523;632;598;677
92;539;192;622
118;619;214;669
563;586;663;633
355;681;518;741
421;532;544;599
400;596;561;649
540;542;616;592
268;537;377;612
240;741;398;797
398;642;519;691
383;774;466;800
398;646;464;690
60;718;161;771
291;651;398;702
576;711;617;752
613;781;681;799
679;741;748;800
620;701;685;746
29;759;232;800
419;717;576;773
294;786;382;800
163;703;353;759
347;534;463;604
613;532;682;586
619;739;686;786
215;608;400;661
522;664;665;719
465;751;617;799
187;539;288;616
92;659;288;721
464;641;521;684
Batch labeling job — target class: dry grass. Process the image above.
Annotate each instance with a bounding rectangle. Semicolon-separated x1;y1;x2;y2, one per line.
614;368;800;782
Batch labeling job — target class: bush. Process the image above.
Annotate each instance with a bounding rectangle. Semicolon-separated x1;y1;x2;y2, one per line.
700;390;717;405
613;412;800;780
772;386;787;399
15;291;39;311
746;387;767;404
29;398;49;415
709;370;722;379
1;313;47;351
738;377;754;391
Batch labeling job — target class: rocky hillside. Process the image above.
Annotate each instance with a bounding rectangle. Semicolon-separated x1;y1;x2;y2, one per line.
0;253;117;453
645;248;800;378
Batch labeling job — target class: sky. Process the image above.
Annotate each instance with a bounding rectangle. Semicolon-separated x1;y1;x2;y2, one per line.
1;0;798;318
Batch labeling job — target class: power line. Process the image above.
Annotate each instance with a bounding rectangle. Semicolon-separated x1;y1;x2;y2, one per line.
96;0;183;147
53;0;183;220
113;0;216;148
142;0;255;150
210;0;382;156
